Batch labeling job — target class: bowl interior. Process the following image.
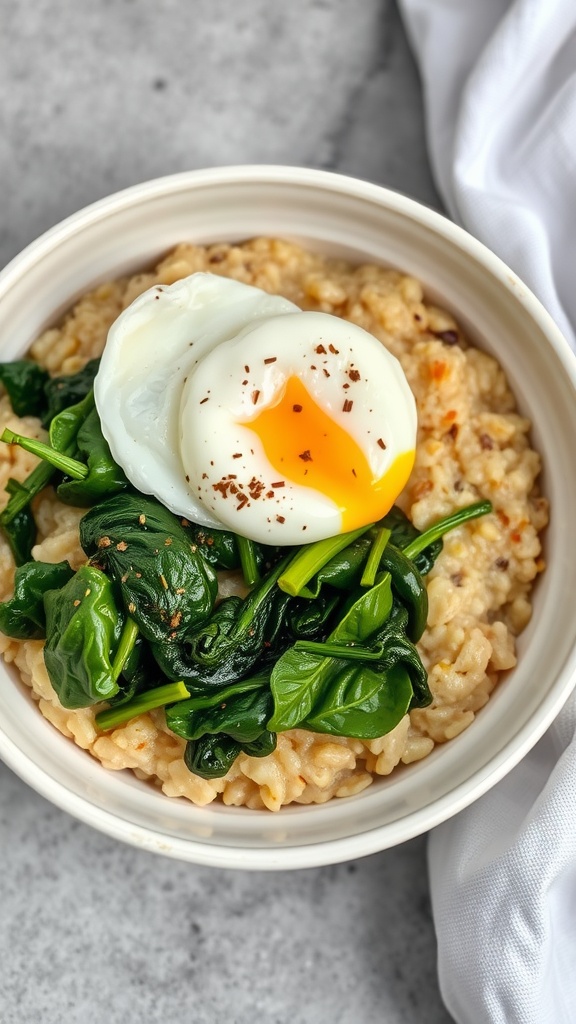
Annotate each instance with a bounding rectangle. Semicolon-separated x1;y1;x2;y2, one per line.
1;167;576;868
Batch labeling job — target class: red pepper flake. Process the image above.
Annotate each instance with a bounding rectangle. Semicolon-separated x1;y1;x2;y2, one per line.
310;365;317;371
201;472;208;480
242;380;248;386
236;494;249;510
200;397;209;404
244;365;250;373
299;450;313;462
248;478;266;500
252;390;260;404
343;382;350;389
264;357;277;364
271;480;285;488
448;423;459;440
185;474;190;482
266;490;274;498
232;453;242;459
343;399;353;413
329;344;339;354
293;404;302;413
511;531;522;543
315;344;327;354
352;468;357;477
323;369;330;378
276;515;285;524
348;369;361;382
377;438;386;449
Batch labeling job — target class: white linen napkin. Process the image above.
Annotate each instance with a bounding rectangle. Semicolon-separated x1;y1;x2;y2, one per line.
396;1;576;1020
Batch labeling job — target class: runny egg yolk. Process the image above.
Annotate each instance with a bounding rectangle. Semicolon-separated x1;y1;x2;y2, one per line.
242;375;415;532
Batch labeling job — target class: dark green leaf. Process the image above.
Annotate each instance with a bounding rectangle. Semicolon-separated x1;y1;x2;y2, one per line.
379;543;428;642
378;506;443;575
80;494;218;643
57;407;129;506
268;573;393;732
42;358;100;425
43;565;123;708
0;361;50;419
154;554;292;690
190;525;240;569
302;662;413;738
0;560;74;639
167;678;272;742
2;479;37;565
184;735;241;779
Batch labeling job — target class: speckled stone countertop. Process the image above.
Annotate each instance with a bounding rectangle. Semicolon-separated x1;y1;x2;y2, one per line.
0;2;454;1022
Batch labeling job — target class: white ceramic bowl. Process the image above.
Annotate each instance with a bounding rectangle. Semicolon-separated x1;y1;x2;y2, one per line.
1;166;576;870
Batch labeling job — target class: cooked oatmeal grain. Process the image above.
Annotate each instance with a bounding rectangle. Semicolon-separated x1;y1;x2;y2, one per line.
0;238;548;809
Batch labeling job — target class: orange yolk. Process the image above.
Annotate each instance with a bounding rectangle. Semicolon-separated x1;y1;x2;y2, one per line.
243;376;414;532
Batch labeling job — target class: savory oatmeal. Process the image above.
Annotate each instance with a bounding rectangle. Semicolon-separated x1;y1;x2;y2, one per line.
0;238;548;810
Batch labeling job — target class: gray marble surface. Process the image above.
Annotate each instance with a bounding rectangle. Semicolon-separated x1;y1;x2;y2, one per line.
0;2;453;1022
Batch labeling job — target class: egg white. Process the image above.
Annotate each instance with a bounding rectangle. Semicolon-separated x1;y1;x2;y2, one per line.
94;273;299;529
180;311;417;543
95;272;417;545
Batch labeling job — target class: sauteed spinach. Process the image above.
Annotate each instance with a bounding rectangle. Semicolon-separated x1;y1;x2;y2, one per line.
0;383;493;779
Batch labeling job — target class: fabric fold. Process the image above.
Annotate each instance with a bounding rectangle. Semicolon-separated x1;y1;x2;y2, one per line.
397;1;576;1020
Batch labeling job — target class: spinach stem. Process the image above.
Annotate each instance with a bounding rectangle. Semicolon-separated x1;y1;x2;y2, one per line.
0;461;56;525
402;500;492;560
95;680;189;731
111;617;139;683
1;428;88;480
294;640;384;661
278;524;374;597
236;535;260;588
360;527;391;588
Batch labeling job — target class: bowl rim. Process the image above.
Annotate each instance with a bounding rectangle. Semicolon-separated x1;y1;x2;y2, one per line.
1;164;576;870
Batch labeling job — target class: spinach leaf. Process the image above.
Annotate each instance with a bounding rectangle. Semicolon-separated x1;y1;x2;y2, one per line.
287;593;340;640
268;572;393;732
57;407;129;506
378;506;443;576
0;559;75;639
302;662;413;738
43;565;123;709
190;525;240;569
183;726;277;780
2;479;37;565
80;493;218;643
42;358;100;425
0;361;50;419
184;735;242;779
153;554;292;690
379;543;428;642
166;674;272;742
80;491;194;542
298;537;372;599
